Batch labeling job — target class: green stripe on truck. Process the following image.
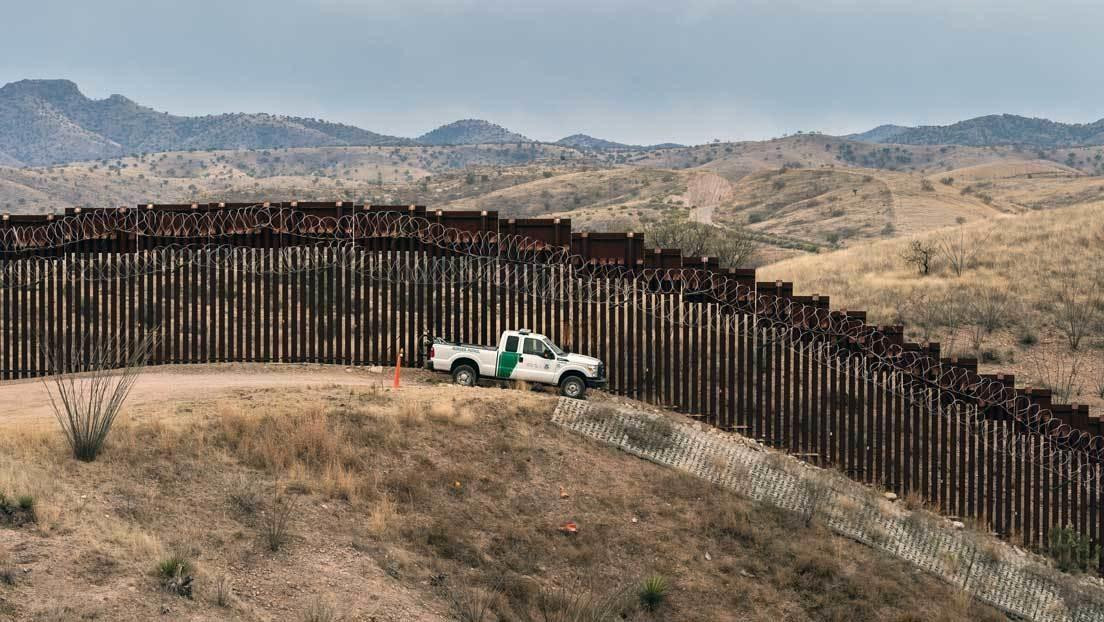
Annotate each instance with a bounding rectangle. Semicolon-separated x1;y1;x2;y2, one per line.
497;351;520;378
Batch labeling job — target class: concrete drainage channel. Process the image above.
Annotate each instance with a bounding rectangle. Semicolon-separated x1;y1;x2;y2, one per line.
551;397;1104;622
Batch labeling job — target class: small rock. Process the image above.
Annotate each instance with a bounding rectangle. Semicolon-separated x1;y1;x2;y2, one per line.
631;517;638;523
704;552;712;561
883;492;898;501
951;521;965;530
368;366;384;374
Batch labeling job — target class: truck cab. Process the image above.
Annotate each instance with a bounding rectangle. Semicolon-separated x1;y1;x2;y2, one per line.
425;329;606;399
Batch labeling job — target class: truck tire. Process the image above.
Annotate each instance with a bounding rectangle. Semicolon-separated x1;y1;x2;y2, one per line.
452;364;477;387
560;375;586;399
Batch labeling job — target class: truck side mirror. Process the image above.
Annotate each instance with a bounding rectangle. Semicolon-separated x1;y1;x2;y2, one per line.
542;350;555;360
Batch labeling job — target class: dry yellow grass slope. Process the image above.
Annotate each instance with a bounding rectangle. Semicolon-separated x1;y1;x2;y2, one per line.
0;366;1005;621
761;202;1104;410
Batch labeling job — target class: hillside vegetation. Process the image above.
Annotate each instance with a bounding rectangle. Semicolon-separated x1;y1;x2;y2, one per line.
416;120;531;146
7;102;1104;270
760;202;1104;410
851;113;1104;148
0;367;1006;621
0;80;411;165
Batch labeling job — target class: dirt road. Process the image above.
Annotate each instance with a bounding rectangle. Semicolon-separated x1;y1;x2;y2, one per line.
0;363;405;431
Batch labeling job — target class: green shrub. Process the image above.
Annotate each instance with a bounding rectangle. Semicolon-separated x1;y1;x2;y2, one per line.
157;554;194;579
638;575;668;611
1018;329;1038;347
17;496;33;511
1046;525;1099;573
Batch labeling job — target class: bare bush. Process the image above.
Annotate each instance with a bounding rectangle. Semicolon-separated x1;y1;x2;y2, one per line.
523;582;631;622
1098;349;1104;399
902;240;936;275
40;331;157;461
442;583;500;622
643;216;759;268
799;474;832;527
1046;271;1103;351
935;226;989;277
1028;350;1083;403
964;288;1014;352
301;595;344;622
264;482;297;552
214;573;233;607
900;288;963;343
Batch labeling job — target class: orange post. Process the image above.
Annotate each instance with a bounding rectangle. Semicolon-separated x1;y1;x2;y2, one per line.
393;349;404;389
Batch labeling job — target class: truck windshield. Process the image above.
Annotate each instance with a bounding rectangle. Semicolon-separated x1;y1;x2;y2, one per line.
545;340;566;356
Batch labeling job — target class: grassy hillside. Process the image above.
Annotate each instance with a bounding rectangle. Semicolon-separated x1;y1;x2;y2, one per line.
760;203;1104;410
0;367;1005;621
864;114;1104;148
626;134;1104;177
0;145;590;212
5;136;1104;274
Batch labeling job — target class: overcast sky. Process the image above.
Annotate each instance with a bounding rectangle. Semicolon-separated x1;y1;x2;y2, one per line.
2;0;1102;145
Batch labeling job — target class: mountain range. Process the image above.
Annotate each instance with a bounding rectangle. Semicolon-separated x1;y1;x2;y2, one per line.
0;79;671;166
0;79;417;166
846;114;1104;148
6;79;1104;167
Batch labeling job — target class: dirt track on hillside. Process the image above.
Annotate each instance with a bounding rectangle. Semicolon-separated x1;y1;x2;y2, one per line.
0;363;410;431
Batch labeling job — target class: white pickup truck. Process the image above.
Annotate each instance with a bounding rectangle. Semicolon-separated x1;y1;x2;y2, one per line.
424;329;606;399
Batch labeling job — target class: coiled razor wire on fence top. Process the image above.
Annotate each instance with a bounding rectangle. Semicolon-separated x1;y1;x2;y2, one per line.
1;205;1102;481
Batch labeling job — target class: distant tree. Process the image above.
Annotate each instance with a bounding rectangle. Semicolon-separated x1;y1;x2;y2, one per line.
902;240;935;275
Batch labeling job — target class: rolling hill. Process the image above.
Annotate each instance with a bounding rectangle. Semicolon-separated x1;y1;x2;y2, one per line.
415;119;531;145
759;202;1104;411
0;80;413;166
555;133;634;150
848;113;1104;148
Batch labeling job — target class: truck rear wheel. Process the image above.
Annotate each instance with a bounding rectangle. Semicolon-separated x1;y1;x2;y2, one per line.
452;364;477;387
560;375;586;399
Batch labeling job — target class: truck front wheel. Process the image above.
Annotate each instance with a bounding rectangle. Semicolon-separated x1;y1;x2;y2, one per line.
560;375;586;399
452;364;477;387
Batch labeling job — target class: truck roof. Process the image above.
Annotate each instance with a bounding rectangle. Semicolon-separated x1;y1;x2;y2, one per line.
506;328;546;339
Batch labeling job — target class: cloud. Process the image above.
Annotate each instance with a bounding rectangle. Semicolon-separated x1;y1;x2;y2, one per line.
3;0;1104;145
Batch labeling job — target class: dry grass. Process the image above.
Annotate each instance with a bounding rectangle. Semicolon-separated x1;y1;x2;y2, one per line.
762;202;1104;409
0;379;1011;621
